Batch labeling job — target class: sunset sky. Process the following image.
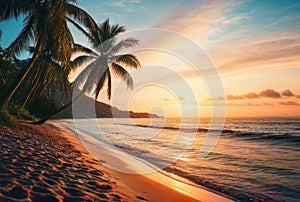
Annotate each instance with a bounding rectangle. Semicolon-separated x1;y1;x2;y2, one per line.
0;0;299;118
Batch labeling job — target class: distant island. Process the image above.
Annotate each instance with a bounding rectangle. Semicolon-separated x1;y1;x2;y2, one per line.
59;96;160;119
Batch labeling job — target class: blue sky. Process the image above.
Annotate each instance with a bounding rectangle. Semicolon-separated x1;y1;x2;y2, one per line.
1;0;299;51
0;0;190;49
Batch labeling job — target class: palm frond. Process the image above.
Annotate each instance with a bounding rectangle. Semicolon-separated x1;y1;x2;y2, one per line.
109;38;139;56
110;23;126;37
0;0;31;22
66;3;97;30
73;43;98;57
83;60;107;94
74;60;97;92
111;62;133;89
67;17;92;40
7;13;36;56
69;55;95;72
98;19;125;41
27;46;35;54
47;9;74;65
88;28;102;48
98;19;110;40
114;54;141;69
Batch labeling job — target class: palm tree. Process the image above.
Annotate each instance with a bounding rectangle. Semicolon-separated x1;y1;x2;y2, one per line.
18;53;71;114
0;0;97;117
33;19;141;124
74;19;140;99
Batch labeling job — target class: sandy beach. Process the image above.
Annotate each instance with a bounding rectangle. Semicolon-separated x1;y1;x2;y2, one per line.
0;122;232;201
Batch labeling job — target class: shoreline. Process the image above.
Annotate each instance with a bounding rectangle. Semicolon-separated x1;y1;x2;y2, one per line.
50;119;233;202
0;121;232;201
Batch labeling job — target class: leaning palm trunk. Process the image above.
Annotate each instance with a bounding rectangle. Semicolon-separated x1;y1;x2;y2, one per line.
32;64;107;124
33;61;107;124
32;90;84;124
17;63;45;114
32;100;72;124
0;38;42;117
18;70;41;114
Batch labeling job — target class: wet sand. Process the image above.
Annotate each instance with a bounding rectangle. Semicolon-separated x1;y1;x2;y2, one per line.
0;122;231;201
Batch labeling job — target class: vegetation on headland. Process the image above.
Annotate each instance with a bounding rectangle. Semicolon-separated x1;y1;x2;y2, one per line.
0;0;142;125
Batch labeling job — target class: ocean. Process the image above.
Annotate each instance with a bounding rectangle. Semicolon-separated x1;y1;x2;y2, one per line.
60;117;300;201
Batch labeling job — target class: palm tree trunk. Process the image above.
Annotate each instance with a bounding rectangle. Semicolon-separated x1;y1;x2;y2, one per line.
1;38;42;117
18;65;44;114
32;90;84;124
18;72;41;113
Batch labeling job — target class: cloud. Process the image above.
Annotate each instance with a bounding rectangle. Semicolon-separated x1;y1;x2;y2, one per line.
205;8;300;74
244;92;259;99
105;0;125;7
225;92;259;100
105;0;141;8
218;9;254;25
154;0;242;41
279;101;300;106
203;89;300;108
223;90;298;101
206;96;225;101
153;0;299;76
226;94;244;100
259;89;281;98
282;89;295;97
211;33;300;74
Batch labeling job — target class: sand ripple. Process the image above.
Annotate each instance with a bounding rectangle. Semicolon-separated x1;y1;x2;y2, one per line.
0;123;131;202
